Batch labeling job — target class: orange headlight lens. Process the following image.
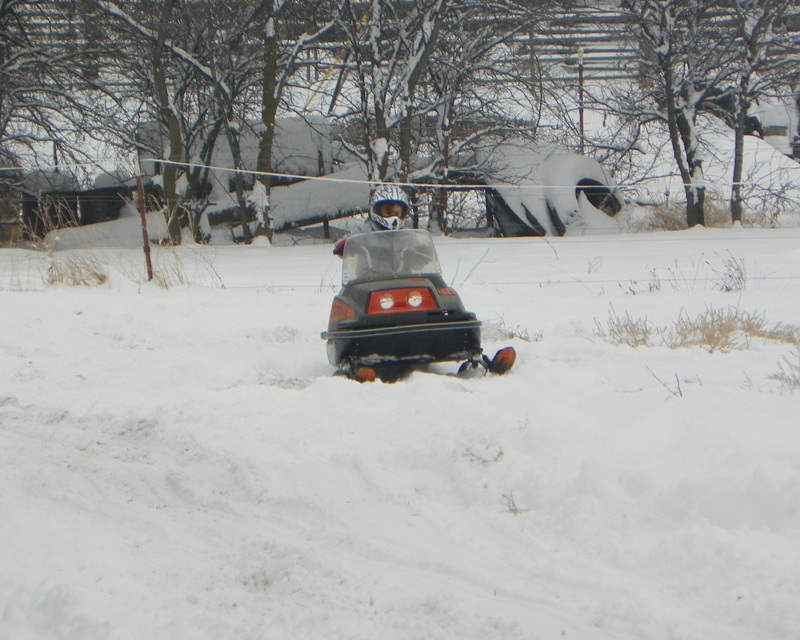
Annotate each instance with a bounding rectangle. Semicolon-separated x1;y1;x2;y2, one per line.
329;298;356;324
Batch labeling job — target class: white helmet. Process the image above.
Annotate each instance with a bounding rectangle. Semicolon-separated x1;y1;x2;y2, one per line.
370;184;409;231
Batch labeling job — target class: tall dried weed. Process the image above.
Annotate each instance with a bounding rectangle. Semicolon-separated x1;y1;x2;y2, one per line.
771;347;800;390
595;304;799;353
47;253;108;287
628;190;733;232
594;307;660;347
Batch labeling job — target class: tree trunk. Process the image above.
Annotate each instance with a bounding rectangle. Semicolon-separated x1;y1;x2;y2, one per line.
684;181;705;228
225;122;252;241
730;90;747;225
398;96;413;184
372;107;390;182
151;0;183;245
367;0;389;182
676;110;705;227
255;9;281;242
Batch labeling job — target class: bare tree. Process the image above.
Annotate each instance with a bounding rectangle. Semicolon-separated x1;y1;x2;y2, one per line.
720;0;800;223
87;0;210;243
417;0;551;230
90;0;276;243
1;0;102;185
8;0;800;241
253;0;339;240
619;0;745;227
330;0;449;185
329;0;546;229
191;0;272;242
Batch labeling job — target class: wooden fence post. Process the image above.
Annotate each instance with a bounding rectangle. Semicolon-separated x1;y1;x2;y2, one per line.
136;176;154;281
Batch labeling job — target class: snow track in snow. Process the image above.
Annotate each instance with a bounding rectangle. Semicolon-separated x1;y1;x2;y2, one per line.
2;230;800;638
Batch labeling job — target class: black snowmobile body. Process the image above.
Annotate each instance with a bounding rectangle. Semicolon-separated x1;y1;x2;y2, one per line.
322;230;483;373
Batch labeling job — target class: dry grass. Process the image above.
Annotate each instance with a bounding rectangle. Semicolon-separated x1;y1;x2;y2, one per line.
40;243;225;290
664;305;762;352
489;314;541;343
595;304;799;353
703;194;733;228
623;252;748;295
463;446;504;465
594;306;660;347
150;250;189;288
629;202;688;232
771;347;800;390
622;265;694;294
47;253;108;287
628;190;733;232
709;251;747;292
501;491;528;515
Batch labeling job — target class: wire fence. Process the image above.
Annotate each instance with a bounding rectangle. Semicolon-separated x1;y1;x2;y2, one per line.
2;155;800;247
0;157;786;191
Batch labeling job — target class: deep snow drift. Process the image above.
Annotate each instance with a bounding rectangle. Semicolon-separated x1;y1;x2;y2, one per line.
2;225;800;639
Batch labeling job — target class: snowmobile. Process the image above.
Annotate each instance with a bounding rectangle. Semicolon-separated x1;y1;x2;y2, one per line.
322;229;516;382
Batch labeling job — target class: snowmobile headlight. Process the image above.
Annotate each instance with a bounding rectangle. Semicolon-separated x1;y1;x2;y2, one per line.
406;291;423;307
368;287;438;314
378;292;395;310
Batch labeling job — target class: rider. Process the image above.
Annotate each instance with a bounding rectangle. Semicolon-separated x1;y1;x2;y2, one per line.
332;183;515;382
333;184;410;257
367;184;410;231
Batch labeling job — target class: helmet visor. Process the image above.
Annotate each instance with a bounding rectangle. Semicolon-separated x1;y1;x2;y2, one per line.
374;202;406;219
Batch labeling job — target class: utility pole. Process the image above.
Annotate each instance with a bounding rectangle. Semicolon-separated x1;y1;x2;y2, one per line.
136;175;154;281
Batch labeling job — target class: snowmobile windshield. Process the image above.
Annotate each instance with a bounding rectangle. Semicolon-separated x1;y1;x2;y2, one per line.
342;229;442;285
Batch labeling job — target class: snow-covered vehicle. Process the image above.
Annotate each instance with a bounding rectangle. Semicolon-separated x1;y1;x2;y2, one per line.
322;229;514;381
481;142;624;236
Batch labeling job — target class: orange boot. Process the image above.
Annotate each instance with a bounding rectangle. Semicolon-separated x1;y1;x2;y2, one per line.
489;347;516;375
352;366;377;383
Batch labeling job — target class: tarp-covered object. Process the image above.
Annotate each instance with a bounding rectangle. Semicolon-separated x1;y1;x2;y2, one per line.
480;142;623;236
269;138;622;236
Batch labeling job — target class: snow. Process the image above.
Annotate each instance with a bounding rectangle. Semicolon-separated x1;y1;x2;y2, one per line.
270;163;371;230
2;223;800;639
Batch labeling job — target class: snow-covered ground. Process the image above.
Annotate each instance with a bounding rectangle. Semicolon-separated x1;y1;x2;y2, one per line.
2;223;800;639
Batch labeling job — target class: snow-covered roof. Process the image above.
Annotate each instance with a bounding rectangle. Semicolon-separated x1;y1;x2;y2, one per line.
270;138;623;235
270;162;371;230
137;115;352;180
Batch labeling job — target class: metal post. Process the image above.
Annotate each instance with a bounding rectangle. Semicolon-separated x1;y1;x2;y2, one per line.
136;176;154;281
578;47;585;155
